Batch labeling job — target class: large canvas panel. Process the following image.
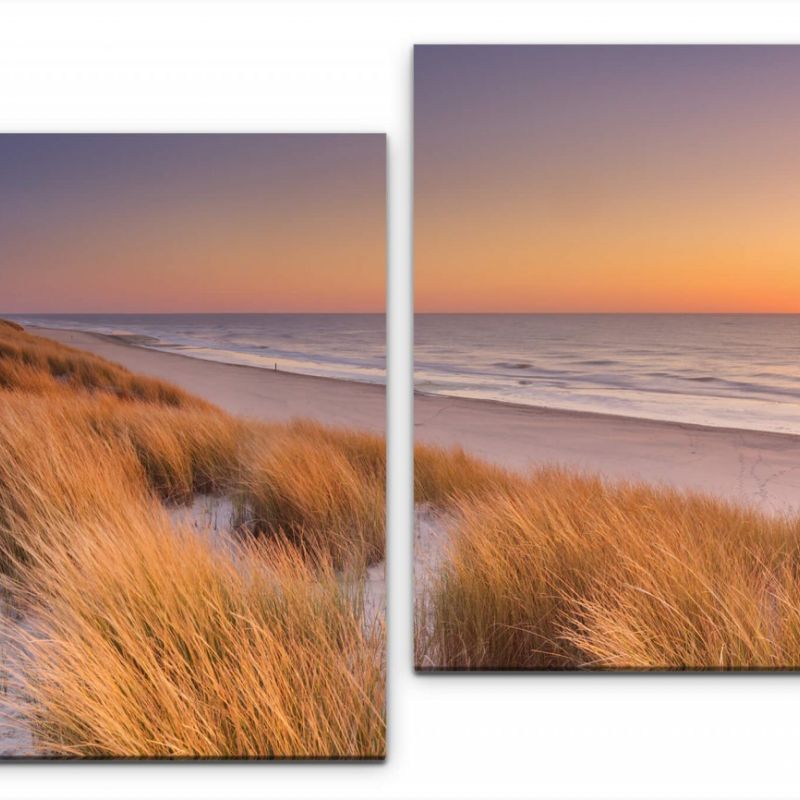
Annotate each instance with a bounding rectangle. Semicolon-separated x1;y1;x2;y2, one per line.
414;45;800;671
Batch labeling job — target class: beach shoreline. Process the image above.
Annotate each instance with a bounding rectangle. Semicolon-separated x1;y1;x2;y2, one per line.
35;326;386;432
34;326;800;514
414;384;800;440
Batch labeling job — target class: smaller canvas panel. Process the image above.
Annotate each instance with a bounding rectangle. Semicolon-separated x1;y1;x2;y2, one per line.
0;133;386;757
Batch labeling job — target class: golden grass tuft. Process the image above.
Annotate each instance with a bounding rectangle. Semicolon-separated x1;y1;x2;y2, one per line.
235;422;385;569
84;397;246;502
419;465;800;670
3;501;384;758
414;442;518;505
0;394;149;572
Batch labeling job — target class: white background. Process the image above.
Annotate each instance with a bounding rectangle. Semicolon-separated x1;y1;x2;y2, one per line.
2;2;800;798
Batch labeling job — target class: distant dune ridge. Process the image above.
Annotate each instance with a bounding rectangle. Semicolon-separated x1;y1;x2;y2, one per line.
0;321;385;758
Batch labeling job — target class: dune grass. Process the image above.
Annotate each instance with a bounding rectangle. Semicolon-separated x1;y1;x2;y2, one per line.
0;323;385;756
416;447;800;671
0;325;386;567
414;442;518;506
4;503;384;758
0;320;206;408
234;422;385;569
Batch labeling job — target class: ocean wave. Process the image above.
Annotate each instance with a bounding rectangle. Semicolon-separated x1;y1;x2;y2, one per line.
106;333;162;346
414;313;800;435
492;361;533;369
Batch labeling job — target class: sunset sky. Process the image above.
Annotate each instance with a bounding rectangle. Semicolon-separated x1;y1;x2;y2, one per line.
0;134;385;313
415;45;800;313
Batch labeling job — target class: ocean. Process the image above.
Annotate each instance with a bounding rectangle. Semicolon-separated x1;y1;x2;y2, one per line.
415;314;800;435
11;313;386;385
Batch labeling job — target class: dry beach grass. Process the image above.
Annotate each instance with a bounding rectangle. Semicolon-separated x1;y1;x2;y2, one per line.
415;444;800;671
0;322;385;757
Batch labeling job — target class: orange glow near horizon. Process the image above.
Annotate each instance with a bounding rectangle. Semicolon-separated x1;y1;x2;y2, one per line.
414;46;800;313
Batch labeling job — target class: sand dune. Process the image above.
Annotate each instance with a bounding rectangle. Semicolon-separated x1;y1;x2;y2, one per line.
0;324;386;756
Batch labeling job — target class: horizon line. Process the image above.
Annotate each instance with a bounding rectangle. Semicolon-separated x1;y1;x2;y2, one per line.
1;310;387;316
414;310;800;315
4;310;799;316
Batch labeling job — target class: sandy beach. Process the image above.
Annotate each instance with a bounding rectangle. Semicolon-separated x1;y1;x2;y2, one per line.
415;392;800;515
37;327;386;432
